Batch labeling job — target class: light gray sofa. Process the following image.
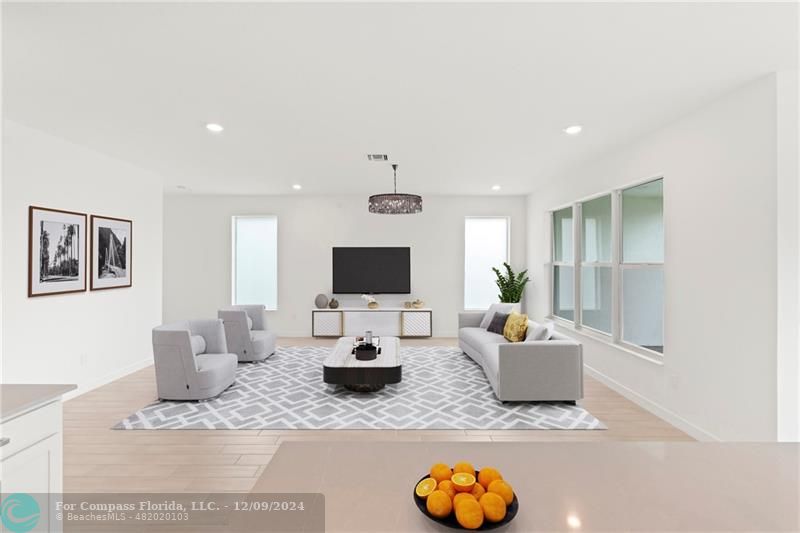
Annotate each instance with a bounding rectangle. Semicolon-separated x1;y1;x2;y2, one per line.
458;311;583;403
152;320;238;401
218;305;276;362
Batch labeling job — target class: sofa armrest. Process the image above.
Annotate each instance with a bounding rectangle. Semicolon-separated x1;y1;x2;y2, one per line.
189;319;228;354
496;341;583;401
458;312;485;329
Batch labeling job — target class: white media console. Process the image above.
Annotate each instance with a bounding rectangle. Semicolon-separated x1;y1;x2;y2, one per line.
312;307;432;338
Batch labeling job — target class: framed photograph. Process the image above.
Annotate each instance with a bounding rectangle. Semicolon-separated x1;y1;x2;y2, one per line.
28;206;88;297
91;215;132;290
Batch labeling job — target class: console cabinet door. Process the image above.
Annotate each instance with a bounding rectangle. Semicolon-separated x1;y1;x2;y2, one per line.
401;311;432;337
343;312;401;336
312;312;343;337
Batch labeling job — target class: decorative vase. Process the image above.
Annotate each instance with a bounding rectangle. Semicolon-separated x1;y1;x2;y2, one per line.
328;298;339;309
404;301;412;309
314;294;329;309
412;299;424;309
367;301;379;309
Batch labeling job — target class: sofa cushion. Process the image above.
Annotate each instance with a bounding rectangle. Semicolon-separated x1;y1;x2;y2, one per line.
190;335;207;355
503;311;529;342
486;313;509;335
527;324;549;341
479;303;517;329
459;326;507;352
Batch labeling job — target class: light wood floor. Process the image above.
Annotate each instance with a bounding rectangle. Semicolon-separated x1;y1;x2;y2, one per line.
63;337;691;493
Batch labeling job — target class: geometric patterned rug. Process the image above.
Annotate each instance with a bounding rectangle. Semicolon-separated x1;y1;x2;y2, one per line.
113;346;605;430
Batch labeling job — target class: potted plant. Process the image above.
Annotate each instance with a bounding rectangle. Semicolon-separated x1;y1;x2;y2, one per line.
492;262;530;304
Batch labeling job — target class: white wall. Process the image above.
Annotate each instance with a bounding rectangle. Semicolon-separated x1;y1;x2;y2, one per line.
163;195;527;337
1;120;163;395
526;75;783;441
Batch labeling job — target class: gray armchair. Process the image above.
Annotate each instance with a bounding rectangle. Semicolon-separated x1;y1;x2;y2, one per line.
218;305;276;362
152;320;237;401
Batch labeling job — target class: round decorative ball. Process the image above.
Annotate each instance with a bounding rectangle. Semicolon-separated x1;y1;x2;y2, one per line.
314;294;329;309
329;298;339;309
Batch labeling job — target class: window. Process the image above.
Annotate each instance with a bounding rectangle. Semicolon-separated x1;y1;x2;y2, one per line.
552;207;574;321
232;216;278;309
550;178;664;357
581;195;612;334
621;179;664;353
464;217;509;310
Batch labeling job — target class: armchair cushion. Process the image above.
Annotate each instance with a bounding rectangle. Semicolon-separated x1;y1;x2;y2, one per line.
190;335;207;355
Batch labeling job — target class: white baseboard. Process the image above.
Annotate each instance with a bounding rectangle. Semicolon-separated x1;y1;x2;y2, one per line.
584;364;720;442
63;357;153;401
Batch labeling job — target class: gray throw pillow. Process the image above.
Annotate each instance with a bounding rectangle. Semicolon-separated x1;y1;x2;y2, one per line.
486;313;510;335
480;303;517;329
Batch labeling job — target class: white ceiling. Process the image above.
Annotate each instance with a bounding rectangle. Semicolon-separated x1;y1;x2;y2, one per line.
4;2;797;195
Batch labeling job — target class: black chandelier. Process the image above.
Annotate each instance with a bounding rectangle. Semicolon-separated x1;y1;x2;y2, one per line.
368;164;422;215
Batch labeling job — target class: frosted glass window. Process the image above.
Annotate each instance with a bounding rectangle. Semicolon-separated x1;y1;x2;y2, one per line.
622;179;664;263
233;216;278;309
552;207;573;262
581;266;612;333
553;266;574;321
464;217;509;310
623;268;664;353
582;195;612;263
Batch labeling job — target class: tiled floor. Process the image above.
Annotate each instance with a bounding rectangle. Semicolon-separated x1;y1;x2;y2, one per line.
63;337;691;493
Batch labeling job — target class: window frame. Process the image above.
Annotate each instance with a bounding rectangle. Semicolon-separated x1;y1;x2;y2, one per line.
548;176;664;361
231;215;279;310
550;206;576;323
463;215;511;311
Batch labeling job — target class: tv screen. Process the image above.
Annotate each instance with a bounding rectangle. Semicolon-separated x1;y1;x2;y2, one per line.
332;247;411;294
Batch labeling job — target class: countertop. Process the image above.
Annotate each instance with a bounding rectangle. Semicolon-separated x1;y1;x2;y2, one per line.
1;384;76;421
252;441;799;532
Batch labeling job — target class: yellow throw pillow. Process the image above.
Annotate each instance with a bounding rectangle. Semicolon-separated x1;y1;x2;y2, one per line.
503;311;528;342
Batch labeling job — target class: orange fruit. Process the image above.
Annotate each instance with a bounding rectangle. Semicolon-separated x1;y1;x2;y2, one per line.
437;479;456;500
470;483;486;500
455;498;484;530
480;492;507;523
453;493;476;509
430;463;453;484
453;461;475;477
451;472;476;492
426;490;453;518
488;479;514;505
415;477;437;499
477;467;503;489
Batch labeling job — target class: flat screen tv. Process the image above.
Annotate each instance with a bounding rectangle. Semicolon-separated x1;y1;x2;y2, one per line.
332;247;411;294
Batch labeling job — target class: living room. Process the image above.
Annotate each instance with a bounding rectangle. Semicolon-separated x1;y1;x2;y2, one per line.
1;2;798;532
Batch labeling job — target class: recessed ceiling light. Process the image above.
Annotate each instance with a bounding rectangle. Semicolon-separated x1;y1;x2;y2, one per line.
292;184;302;190
567;515;582;529
563;125;583;135
491;185;501;191
206;123;224;133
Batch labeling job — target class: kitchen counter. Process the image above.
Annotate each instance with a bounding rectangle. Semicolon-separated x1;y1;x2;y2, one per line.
252;441;799;532
1;383;76;421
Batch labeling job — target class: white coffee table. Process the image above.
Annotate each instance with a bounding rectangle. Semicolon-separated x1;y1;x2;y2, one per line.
323;336;402;392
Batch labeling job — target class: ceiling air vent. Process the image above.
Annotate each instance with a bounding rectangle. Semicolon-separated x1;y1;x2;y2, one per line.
367;154;389;161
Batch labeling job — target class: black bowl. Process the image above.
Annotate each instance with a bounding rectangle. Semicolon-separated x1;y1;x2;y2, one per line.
413;472;519;530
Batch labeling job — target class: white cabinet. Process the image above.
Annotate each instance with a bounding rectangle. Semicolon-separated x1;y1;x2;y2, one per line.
0;384;73;533
312;308;432;338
